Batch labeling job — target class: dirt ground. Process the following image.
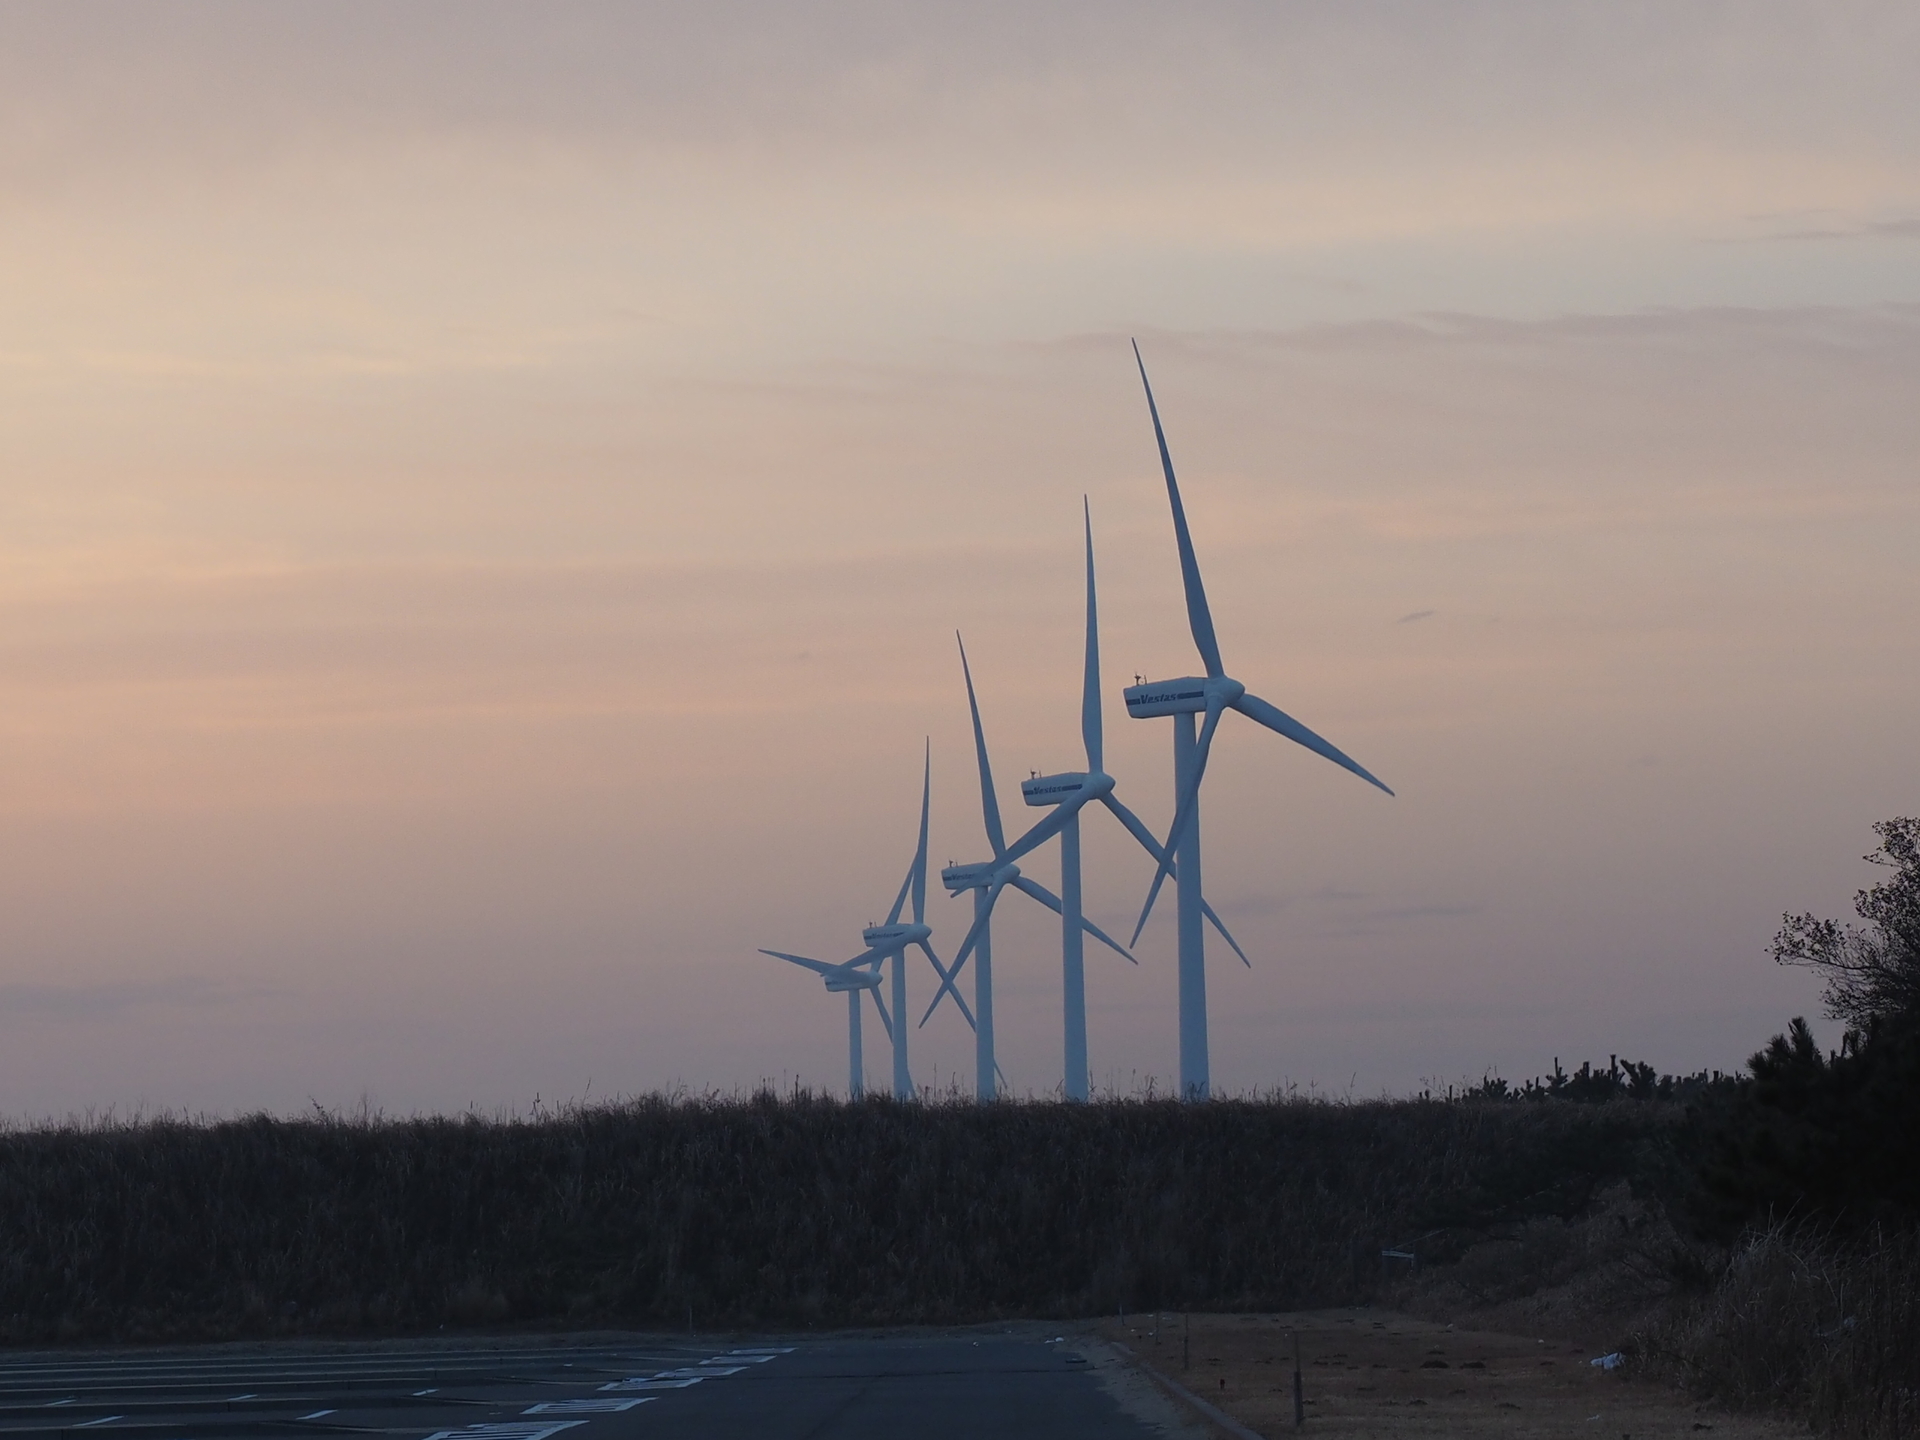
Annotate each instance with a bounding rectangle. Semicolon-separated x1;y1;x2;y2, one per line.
1092;1310;1803;1440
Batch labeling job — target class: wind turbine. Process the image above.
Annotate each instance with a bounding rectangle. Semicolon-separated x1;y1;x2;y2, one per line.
757;949;886;1098
762;743;967;1100
1125;341;1393;1099
933;632;1133;1100
925;501;1246;1100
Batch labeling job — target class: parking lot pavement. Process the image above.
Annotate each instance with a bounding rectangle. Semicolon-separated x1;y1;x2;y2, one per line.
0;1332;1171;1440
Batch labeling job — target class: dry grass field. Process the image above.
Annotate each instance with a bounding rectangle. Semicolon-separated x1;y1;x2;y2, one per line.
1097;1311;1802;1440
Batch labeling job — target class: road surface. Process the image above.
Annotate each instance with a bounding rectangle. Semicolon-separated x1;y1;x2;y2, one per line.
0;1332;1193;1440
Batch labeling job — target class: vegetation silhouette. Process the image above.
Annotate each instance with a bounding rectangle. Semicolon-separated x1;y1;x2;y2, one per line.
0;1089;1685;1344
1696;816;1920;1234
1772;816;1920;1032
1650;816;1920;1439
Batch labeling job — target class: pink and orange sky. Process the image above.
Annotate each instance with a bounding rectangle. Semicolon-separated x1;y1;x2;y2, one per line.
3;3;1917;1115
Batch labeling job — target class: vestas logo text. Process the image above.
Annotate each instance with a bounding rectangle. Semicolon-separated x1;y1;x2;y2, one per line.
1130;689;1205;706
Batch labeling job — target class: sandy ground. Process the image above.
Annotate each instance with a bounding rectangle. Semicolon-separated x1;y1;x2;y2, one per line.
1090;1311;1802;1440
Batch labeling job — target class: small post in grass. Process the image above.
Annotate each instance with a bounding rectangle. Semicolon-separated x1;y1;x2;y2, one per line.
1292;1328;1305;1427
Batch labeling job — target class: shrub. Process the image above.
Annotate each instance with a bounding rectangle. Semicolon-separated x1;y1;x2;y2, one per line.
1639;1223;1920;1440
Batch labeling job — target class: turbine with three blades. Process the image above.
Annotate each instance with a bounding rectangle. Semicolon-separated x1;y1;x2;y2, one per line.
1125;342;1392;1098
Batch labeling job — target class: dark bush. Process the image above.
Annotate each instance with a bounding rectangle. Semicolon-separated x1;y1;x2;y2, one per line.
1640;1223;1920;1440
1693;1015;1920;1236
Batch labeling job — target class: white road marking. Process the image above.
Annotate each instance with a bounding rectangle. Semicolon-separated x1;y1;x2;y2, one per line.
76;1417;123;1428
420;1423;587;1440
298;1410;336;1420
522;1399;653;1415
598;1378;702;1392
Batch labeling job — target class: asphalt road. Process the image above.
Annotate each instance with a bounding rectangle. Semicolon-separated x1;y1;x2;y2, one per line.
0;1333;1182;1440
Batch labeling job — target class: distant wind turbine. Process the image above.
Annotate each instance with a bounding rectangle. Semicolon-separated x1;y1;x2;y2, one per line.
757;949;886;1098
932;632;1126;1100
762;743;966;1100
1125;341;1393;1099
926;502;1245;1100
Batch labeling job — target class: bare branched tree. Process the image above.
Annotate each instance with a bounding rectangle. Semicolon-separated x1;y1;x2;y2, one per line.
1773;817;1920;1033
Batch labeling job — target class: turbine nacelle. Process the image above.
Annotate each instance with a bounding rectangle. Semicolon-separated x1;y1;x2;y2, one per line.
823;964;884;993
1124;675;1245;719
861;922;930;950
942;860;1017;893
1019;771;1116;807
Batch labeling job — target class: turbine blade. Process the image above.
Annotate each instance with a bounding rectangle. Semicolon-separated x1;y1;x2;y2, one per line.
1201;901;1250;967
997;794;1086;869
1133;340;1223;679
1008;876;1136;964
1082;498;1104;774
759;949;839;977
1131;696;1226;942
1101;794;1248;964
868;984;894;1043
1162;696;1226;862
1078;912;1138;965
1101;794;1173;867
884;863;913;929
1130;864;1170;949
958;633;1008;856
1232;691;1394;796
914;940;975;1031
911;738;932;923
919;879;1006;1025
1009;873;1064;915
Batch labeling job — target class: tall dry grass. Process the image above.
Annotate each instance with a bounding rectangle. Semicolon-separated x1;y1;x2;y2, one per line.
0;1092;1680;1343
1639;1225;1920;1440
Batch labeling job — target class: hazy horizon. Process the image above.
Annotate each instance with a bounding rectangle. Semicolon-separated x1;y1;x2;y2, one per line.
3;2;1917;1117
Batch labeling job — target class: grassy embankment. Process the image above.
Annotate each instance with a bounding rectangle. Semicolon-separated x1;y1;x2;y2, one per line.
0;1091;1679;1343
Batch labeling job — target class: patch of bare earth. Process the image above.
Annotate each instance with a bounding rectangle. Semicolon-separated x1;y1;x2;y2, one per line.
1095;1311;1800;1440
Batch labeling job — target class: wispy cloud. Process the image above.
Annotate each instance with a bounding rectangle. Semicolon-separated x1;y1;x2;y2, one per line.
0;978;280;1020
1745;211;1920;242
1367;903;1482;922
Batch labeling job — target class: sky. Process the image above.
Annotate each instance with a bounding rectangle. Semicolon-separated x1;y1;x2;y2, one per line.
2;2;1917;1116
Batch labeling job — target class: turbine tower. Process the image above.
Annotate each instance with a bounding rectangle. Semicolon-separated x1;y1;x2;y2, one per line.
1125;342;1393;1099
762;743;967;1099
926;502;1246;1099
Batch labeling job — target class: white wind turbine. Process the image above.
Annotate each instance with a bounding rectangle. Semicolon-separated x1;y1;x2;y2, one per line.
757;950;886;1098
925;501;1245;1100
932;632;1134;1101
1125;341;1393;1099
762;744;968;1100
